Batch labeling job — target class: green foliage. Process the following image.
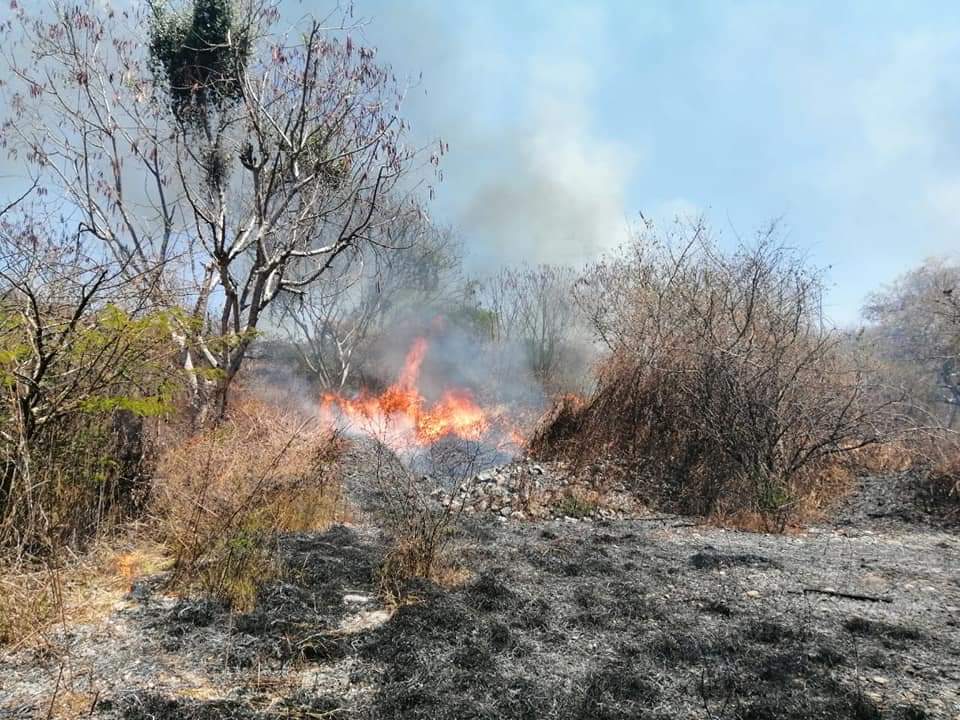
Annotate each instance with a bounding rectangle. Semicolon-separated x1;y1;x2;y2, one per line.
557;494;597;519
447;304;498;340
148;0;252;127
0;303;181;555
79;395;170;417
0;306;178;421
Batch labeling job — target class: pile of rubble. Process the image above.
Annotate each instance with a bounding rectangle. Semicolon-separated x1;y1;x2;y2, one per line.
432;460;642;522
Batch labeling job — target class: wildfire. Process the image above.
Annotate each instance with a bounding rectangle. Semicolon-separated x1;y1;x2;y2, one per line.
319;337;518;451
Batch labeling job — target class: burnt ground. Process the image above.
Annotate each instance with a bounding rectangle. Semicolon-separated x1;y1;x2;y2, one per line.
1;473;958;719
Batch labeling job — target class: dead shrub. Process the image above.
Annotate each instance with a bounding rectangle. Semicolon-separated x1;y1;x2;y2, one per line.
849;430;960;516
927;458;960;510
915;433;960;515
366;436;478;603
152;390;347;610
534;219;892;527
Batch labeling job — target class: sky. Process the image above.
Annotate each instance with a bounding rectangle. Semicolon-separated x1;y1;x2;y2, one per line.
334;0;960;325
2;1;957;326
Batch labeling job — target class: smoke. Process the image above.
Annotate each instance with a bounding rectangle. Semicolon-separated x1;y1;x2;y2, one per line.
364;312;547;410
353;0;636;274
456;49;635;269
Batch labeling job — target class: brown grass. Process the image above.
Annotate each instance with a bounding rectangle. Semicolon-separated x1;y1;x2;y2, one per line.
845;441;919;475
848;435;960;516
921;439;960;515
0;533;171;649
377;532;471;605
151;389;349;610
1;386;351;644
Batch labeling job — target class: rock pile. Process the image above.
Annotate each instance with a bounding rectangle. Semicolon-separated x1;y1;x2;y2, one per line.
432;460;642;522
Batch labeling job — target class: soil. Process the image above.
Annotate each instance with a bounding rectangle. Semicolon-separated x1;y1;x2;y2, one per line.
1;469;958;719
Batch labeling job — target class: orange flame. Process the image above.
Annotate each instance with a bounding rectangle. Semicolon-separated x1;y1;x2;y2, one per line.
319;337;517;451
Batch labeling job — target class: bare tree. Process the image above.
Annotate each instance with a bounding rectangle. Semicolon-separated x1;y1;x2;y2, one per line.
481;264;581;390
863;258;960;428
275;209;460;390
1;0;432;419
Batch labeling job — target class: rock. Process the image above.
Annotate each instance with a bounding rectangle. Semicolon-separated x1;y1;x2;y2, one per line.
339;609;392;634
745;590;760;599
342;593;373;605
510;511;526;521
500;506;513;517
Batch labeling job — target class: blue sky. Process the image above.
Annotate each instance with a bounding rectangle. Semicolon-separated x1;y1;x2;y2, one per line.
2;1;955;325
346;0;960;325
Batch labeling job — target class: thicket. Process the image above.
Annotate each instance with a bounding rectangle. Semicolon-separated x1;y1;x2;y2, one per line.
532;221;892;527
859;258;960;513
0;223;180;556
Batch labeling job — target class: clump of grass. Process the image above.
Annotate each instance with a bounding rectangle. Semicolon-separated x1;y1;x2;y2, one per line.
557;492;598;518
152;390;347;610
0;566;64;648
377;523;470;604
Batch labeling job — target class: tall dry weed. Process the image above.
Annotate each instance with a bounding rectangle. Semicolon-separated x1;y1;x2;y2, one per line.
152;390;347;609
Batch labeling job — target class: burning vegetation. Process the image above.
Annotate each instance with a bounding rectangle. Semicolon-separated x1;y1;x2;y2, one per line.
319;337;524;455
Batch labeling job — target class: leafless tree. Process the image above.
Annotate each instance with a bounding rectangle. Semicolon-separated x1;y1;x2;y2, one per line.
862;258;960;428
481;264;581;390
275;208;460;390
1;0;433;420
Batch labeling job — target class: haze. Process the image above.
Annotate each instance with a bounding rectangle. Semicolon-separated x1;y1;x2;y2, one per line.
346;0;960;325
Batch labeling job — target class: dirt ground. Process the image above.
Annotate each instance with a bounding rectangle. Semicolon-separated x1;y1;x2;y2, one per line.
1;471;958;719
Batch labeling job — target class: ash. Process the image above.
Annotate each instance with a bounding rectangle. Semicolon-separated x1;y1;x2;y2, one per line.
2;469;959;720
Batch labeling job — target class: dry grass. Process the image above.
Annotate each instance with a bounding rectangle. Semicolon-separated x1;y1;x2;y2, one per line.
1;386;351;644
0;533;171;649
151;389;348;610
848;435;960;515
845;441;919;475
923;444;960;515
377;532;471;605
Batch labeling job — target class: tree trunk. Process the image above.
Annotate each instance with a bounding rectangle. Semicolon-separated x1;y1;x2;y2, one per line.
212;343;250;421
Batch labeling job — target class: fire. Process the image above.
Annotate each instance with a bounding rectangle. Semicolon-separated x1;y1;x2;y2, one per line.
319;337;517;451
